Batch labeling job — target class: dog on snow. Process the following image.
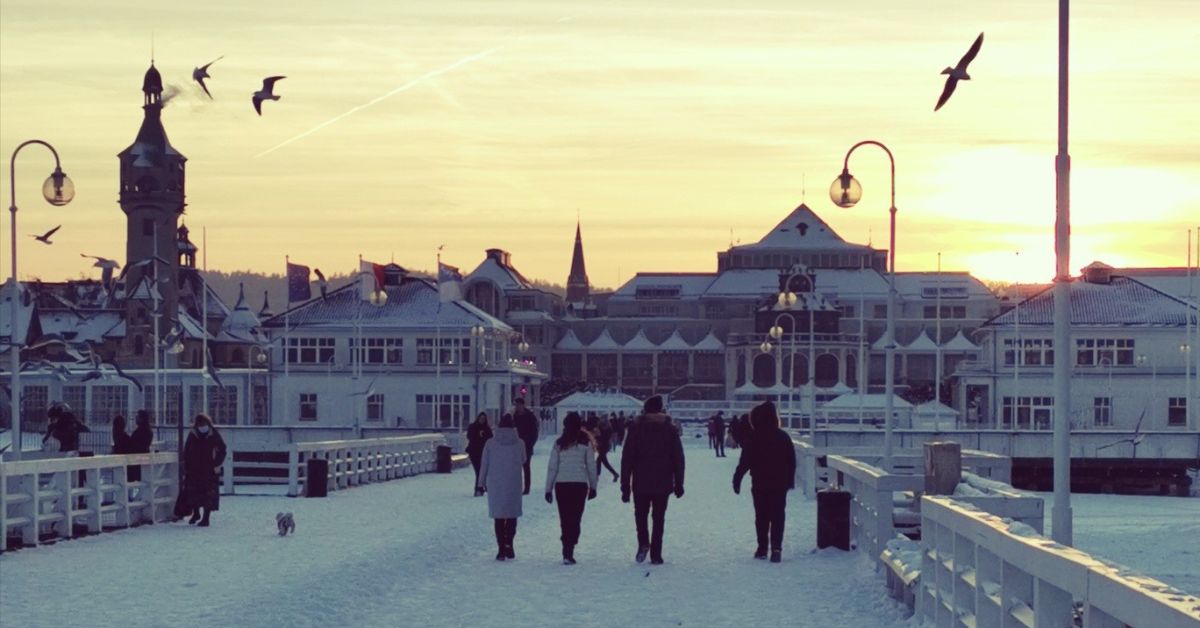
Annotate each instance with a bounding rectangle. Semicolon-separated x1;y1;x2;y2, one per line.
276;512;295;536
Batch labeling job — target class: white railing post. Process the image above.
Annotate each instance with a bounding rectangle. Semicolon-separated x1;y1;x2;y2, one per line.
287;446;300;497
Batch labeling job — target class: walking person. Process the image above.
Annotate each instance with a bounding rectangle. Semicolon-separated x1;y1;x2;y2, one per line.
512;397;539;495
466;412;493;496
181;414;227;527
478;414;526;560
732;401;797;563
713;411;727;458
706;415;717;450
594;417;619;482
544;412;598;565
620;395;685;565
127;410;154;483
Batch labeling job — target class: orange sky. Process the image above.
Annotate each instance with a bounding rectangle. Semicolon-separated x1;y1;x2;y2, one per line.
2;0;1198;288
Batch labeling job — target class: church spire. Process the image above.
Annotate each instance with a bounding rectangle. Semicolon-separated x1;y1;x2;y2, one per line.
566;220;589;304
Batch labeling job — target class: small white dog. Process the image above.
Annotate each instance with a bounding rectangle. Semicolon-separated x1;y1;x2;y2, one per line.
276;512;296;536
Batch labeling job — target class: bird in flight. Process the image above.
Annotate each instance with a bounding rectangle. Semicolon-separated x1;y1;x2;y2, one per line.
31;225;61;244
935;32;984;111
192;56;224;99
253;76;286;115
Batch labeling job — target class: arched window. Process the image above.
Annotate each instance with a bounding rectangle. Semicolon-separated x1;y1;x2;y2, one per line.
846;354;858;387
782;353;808;386
815;354;839;388
752;353;776;388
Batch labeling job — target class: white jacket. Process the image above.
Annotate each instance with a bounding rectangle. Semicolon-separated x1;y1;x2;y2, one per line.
545;441;598;494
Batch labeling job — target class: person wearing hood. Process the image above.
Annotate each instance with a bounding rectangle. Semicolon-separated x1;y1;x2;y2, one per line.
478;414;526;560
127;410;154;483
466;412;494;496
733;401;797;563
545;412;598;565
620;395;685;565
181;414;227;527
43;403;89;454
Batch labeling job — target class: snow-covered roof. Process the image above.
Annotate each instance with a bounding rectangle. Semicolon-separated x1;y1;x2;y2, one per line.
586;329;622;351
37;311;125;341
264;279;511;332
221;285;264;343
942;330;979;351
822;393;913;410
702;269;780;297
465;255;533;291
657;330;692;351
554;391;643;412
913;401;959;417
692;331;724;351
0;282;35;346
732;203;866;252
622;329;658;351
903;330;938;351
555;329;585;350
892;272;994;299
610;273;717;300
987;276;1198;328
1114;267;1199;305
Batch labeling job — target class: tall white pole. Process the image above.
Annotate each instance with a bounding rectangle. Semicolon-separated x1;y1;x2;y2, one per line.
153;223;162;423
435;251;442;428
202;227;209;416
935;252;942;431
8;189;20;459
808;301;816;439
283;255;290;426
1051;0;1074;546
1186;229;1195;429
858;260;866;427
1014;281;1021;429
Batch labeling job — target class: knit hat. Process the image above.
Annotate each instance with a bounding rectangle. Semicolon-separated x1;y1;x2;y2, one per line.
643;395;664;414
750;401;779;431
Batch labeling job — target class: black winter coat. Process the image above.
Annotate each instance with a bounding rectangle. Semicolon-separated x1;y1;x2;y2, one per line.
183;430;227;493
513;408;539;449
733;428;797;493
112;428;132;455
620;414;685;496
466;422;493;457
48;413;89;452
129;425;153;454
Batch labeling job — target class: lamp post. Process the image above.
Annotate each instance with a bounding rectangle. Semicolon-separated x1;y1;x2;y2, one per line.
777;266;819;436
7;140;74;460
758;340;776;411
471;325;486;416
768;312;799;429
831;140;896;470
1181;343;1192;429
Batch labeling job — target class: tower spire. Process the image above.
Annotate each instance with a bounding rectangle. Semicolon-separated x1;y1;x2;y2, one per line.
566;219;589;304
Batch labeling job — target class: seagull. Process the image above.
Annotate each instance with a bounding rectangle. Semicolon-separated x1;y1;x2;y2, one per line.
1097;408;1147;455
81;253;121;287
935;32;984;112
252;76;286;116
192;56;224;99
32;225;61;245
314;268;328;299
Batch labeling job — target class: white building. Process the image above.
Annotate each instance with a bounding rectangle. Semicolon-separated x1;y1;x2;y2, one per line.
955;262;1200;431
262;265;545;428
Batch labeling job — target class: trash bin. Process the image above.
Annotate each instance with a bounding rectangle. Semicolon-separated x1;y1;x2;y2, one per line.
816;489;851;550
436;446;453;474
306;458;329;498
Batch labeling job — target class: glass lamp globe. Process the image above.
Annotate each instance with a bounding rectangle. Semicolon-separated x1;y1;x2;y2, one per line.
829;170;861;208
760;341;772;354
769;325;784;340
43;168;75;206
368;289;388;306
256;351;268;364
518;341;530;352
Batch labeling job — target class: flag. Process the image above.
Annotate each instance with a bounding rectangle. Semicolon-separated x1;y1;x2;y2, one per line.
438;261;463;302
286;262;311;303
360;259;386;300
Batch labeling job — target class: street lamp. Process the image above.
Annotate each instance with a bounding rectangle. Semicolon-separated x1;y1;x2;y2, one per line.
8;140;74;460
368;288;388;307
776;266;819;435
831;140;897;471
769;313;798;429
471;325;486;415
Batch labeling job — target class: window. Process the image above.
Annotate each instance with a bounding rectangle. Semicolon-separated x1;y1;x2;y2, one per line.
839;305;855;319
142;385;182;425
63;386;88;423
417;337;468;366
286;337;335;365
923;305;967;319
252;385;270;425
921;285;969;299
1075;338;1134;367
1001;396;1053;430
634;285;682;300
694;353;724;383
638;304;679;316
1093;397;1112;427
417;338;435;365
366;394;384;421
873;304;888;319
416;394;471;428
1168;398;1187;427
189;385;239;425
299;394;318;421
352;337;403;365
91;385;130;424
20;385;49;427
1004;338;1054;366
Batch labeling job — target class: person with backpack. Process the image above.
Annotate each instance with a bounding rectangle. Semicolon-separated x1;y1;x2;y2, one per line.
544;412;598;565
732;401;797;563
620;395;685;565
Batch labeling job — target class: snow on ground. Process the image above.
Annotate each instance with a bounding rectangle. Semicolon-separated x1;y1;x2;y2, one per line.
1;439;909;628
1040;491;1200;596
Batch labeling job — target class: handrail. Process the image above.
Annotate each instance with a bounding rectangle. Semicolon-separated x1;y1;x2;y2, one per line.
286;434;445;497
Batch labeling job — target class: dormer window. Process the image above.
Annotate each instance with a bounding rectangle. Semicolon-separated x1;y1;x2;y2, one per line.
796;222;809;236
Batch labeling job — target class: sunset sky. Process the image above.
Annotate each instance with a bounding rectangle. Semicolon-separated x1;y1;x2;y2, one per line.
1;0;1197;288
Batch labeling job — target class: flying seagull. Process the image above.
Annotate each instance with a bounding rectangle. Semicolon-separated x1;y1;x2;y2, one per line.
935;32;984;112
81;253;121;287
192;55;224;99
252;76;286;116
32;225;61;245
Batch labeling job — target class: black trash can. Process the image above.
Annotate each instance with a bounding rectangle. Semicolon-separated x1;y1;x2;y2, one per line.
816;489;851;550
436;446;453;474
306;458;329;498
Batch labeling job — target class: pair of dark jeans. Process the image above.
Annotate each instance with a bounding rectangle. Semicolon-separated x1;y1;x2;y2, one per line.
493;518;518;549
633;492;670;559
752;488;788;551
714;433;725;457
596;451;618;479
469;452;482;483
554;482;589;553
522;442;534;493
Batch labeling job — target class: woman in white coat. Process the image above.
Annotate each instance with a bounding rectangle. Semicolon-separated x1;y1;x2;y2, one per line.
478;413;526;561
544;412;598;564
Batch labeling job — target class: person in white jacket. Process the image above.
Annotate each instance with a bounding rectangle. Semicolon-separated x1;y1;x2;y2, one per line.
544;412;599;565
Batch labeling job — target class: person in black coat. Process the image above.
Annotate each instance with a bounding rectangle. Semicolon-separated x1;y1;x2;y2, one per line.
733;401;797;563
512;398;539;495
43;403;90;454
182;414;227;527
620;395;685;565
466;412;494;495
127;410;154;483
713;412;726;458
112;415;132;454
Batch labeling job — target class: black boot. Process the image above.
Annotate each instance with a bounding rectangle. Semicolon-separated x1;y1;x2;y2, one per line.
770;549;782;563
563;544;576;565
754;546;768;560
198;508;210;527
504;519;516;559
188;509;201;525
494;521;507;561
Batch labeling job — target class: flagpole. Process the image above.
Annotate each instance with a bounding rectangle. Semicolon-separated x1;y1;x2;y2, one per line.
435;250;442;429
935;252;942;431
284;255;290;426
355;255;363;437
202;227;209;417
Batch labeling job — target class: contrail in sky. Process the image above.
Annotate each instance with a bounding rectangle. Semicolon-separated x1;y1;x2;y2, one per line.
254;48;498;158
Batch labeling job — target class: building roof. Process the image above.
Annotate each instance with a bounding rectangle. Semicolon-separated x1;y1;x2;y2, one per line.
622;329;658;351
657;330;692;351
1115;267;1199;305
822;393;913;410
221;285;265;343
692;330;724;351
264;279;510;332
465;254;533;291
555;329;586;350
942;330;979;351
903;329;938;351
892;272;994;299
986;275;1198;328
731;203;868;252
610;273;717;300
586;329;622;351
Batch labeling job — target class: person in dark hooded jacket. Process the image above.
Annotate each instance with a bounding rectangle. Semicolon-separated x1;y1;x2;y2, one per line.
620;395;685;565
127;410;154;483
182;414;227;527
733;401;796;563
466;412;494;495
43;403;89;454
